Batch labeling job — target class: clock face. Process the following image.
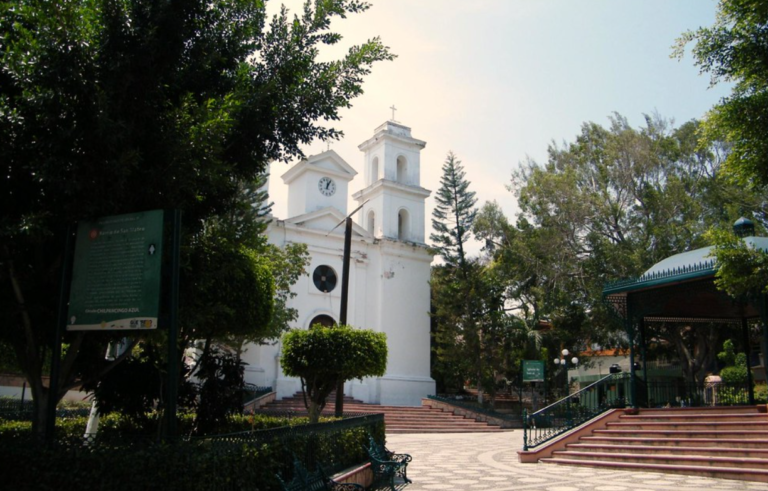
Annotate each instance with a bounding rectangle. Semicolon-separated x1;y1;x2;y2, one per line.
318;176;336;197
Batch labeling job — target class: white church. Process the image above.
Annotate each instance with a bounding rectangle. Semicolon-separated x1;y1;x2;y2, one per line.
240;120;436;406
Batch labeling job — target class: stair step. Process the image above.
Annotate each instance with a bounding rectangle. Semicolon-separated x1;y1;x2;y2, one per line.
551;450;768;470
540;457;768;483
620;413;768;422
581;436;768;448
607;420;768;430
567;443;768;458
593;429;768;438
637;406;763;415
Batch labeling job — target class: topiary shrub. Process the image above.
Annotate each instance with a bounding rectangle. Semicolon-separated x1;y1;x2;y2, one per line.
281;324;387;423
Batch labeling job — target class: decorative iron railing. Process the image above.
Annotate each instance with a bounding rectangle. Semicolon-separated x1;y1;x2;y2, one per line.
427;395;521;422
242;384;272;404
0;411;384;490
197;412;385;476
0;398;91;421
522;373;626;451
636;378;753;408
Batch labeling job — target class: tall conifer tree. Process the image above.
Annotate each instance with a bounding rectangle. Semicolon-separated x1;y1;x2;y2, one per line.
430;152;478;272
430;152;488;398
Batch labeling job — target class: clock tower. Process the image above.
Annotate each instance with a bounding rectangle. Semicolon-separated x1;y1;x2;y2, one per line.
281;150;357;217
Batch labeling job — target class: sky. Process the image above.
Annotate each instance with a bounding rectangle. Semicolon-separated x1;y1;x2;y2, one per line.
266;0;731;257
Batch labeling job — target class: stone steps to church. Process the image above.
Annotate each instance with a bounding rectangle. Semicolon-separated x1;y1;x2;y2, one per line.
261;392;503;433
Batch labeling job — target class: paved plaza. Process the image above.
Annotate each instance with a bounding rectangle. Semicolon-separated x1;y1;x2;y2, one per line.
387;431;768;491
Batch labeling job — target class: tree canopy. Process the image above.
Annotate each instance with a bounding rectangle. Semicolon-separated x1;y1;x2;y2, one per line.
0;0;392;434
675;0;768;187
676;0;768;306
471;114;765;386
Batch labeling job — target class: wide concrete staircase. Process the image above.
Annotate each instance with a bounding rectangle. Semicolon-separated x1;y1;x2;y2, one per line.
541;406;768;482
261;392;503;434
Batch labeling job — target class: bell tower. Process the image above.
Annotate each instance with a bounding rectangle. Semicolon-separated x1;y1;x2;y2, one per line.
352;121;430;243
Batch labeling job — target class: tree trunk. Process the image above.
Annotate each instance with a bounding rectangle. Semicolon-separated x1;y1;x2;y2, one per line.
308;402;320;424
31;384;49;438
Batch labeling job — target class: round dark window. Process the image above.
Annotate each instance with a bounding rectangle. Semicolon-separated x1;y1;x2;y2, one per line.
312;265;337;293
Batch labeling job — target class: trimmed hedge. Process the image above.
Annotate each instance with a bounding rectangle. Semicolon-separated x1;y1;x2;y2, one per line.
0;413;384;491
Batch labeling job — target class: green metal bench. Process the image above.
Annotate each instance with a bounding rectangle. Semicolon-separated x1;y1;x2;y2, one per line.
366;435;412;490
277;459;364;491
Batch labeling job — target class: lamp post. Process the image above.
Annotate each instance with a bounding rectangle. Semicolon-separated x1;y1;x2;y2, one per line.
553;349;579;398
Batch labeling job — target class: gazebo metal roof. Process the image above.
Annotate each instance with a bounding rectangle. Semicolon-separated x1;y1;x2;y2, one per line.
600;218;766;407
604;219;768;323
605;236;768;298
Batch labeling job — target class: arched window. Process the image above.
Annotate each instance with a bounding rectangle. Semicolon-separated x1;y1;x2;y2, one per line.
309;315;336;328
398;209;410;241
367;210;376;235
370;157;379;185
396;156;407;183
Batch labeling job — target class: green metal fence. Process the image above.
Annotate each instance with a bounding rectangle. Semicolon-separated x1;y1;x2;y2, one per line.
0;412;384;491
636;378;753;407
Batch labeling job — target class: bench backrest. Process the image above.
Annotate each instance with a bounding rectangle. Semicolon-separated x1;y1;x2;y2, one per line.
278;459;331;491
367;435;390;461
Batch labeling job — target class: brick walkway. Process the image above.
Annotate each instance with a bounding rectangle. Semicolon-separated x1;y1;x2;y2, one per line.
386;431;768;491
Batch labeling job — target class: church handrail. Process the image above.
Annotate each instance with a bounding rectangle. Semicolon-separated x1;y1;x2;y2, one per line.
426;395;522;422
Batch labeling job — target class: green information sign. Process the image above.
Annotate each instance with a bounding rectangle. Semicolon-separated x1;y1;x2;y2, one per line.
67;210;164;330
523;360;545;382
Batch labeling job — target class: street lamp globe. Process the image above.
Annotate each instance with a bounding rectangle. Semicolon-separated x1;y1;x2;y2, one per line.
571;357;579;366
561;349;569;357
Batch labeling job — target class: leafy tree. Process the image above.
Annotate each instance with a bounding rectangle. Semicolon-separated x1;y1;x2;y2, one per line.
88;342;197;428
719;342;749;386
680;1;768;309
675;0;768;187
498;114;763;383
281;325;387;423
0;0;392;435
707;227;768;298
193;345;246;435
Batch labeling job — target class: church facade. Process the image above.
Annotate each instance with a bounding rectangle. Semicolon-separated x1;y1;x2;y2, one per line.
240;120;436;406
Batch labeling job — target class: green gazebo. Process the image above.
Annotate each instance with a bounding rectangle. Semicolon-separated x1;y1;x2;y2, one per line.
603;218;768;408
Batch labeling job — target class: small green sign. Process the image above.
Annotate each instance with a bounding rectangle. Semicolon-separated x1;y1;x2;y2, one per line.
67;210;164;330
523;360;545;382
